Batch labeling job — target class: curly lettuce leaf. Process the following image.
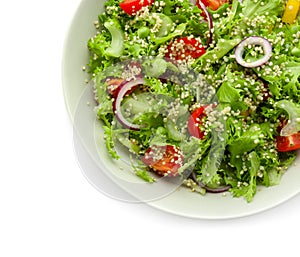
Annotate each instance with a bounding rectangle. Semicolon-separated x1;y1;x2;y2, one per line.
231;151;259;202
228;124;263;157
243;0;283;19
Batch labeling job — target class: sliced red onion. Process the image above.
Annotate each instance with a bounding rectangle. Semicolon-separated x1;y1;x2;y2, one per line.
112;77;146;130
235;36;272;68
190;0;213;47
191;172;231;193
197;0;213;46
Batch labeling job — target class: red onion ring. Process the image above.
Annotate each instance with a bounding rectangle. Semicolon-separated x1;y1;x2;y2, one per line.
235;36;272;68
190;0;213;47
196;0;213;46
112;77;146;130
191;172;231;193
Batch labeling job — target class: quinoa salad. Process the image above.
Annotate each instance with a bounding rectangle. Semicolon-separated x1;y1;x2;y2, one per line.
85;0;300;202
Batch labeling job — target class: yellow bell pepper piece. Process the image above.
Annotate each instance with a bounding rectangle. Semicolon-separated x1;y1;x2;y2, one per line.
282;0;300;24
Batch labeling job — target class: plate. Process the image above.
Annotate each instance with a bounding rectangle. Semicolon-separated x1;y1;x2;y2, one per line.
62;0;300;219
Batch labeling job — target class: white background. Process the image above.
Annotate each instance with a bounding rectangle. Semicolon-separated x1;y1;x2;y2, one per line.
0;0;300;256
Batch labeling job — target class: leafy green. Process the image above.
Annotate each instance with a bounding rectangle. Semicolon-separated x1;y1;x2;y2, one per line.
194;38;241;68
103;125;120;159
243;0;283;19
131;160;156;183
153;13;174;37
152;23;187;45
228;124;263;157
104;19;124;57
217;81;240;104
231;151;259;202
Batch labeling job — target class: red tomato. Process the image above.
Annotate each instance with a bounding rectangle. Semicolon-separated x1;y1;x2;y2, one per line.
276;132;300;152
276;119;300;152
165;37;206;61
104;78;125;98
141;145;184;177
187;105;209;139
105;78;123;97
105;77;138;98
197;0;229;11
120;0;153;15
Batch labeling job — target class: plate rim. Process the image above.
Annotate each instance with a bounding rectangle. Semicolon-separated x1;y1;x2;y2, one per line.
62;0;300;219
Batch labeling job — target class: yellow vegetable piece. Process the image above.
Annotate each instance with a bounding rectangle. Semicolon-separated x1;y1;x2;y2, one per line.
282;0;300;24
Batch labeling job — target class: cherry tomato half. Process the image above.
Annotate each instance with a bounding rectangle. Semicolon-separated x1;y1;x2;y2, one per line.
276;132;300;152
198;0;229;11
105;77;138;99
187;105;210;139
105;78;124;98
141;145;184;177
165;37;206;61
120;0;153;15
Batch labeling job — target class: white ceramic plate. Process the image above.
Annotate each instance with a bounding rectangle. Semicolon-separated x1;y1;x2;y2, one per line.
62;0;300;219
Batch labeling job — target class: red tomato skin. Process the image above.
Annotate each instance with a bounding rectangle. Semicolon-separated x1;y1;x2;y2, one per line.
105;78;138;99
276;132;300;152
141;145;184;177
197;0;228;11
105;78;124;98
187;106;208;139
120;0;153;15
165;37;206;61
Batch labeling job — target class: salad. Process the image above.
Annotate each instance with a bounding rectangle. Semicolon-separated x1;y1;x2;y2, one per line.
86;0;300;202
